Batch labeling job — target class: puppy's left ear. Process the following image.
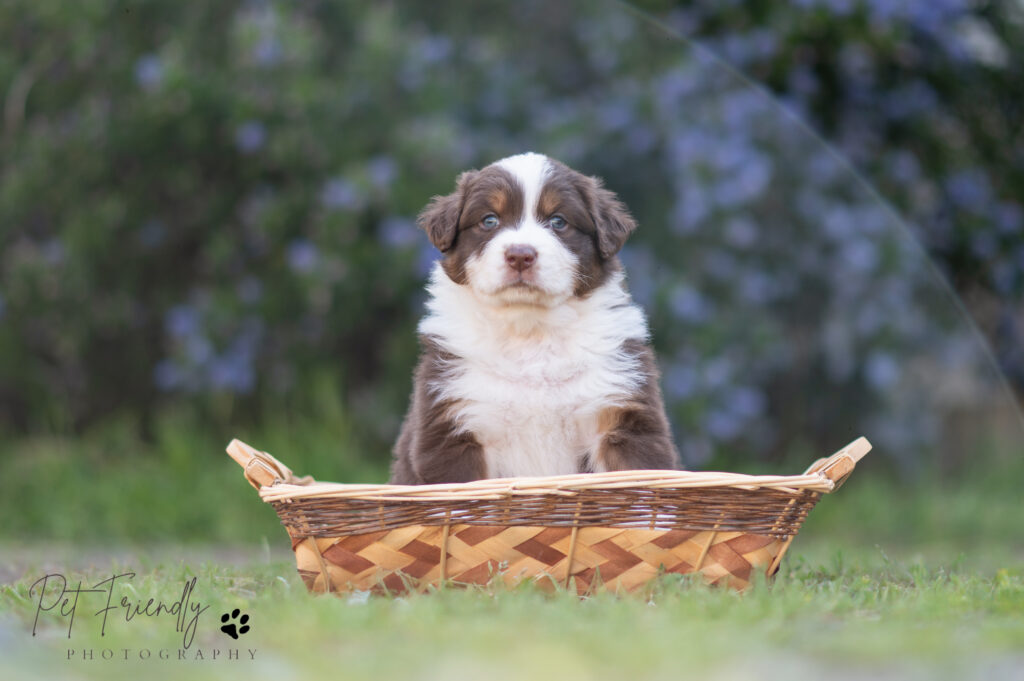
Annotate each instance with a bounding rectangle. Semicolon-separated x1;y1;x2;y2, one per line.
417;170;476;253
587;177;637;259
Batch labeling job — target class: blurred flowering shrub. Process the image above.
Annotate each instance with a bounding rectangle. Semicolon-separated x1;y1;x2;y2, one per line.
0;0;1019;469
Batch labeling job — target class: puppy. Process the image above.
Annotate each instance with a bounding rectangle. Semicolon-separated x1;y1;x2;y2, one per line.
390;152;678;484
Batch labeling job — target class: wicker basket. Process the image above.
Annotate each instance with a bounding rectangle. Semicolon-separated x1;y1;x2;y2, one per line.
227;437;870;595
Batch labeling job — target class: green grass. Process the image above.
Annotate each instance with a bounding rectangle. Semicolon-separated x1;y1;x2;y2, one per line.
1;421;1022;679
2;552;1022;681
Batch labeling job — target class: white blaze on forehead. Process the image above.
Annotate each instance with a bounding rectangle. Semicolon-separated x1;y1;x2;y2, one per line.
493;152;550;220
457;152;576;305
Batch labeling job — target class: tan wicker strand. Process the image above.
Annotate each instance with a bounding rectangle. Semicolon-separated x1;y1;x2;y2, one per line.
564;525;580;589
694;509;725;573
258;472;836;503
440;510;451;585
649;491;659;530
563;499;583;589
765;487;802;576
305;537;333;594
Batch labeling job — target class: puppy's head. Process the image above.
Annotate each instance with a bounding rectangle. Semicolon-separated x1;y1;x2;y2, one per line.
419;153;636;306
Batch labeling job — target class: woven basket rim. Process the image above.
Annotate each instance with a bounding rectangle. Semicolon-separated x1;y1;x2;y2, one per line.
227;437;871;503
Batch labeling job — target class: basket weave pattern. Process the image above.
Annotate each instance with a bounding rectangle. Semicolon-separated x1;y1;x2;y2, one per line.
293;525;786;594
228;438;870;595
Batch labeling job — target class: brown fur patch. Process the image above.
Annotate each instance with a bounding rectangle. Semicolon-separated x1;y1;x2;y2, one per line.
538;159;636;296
389;338;488;484
417;166;525;285
593;339;679;471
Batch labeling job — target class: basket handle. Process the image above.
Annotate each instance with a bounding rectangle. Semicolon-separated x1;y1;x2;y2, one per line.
226;439;311;490
802;436;871;489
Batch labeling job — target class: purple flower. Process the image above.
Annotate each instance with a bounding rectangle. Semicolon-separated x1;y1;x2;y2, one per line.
209;355;255;393
134;54;163;91
713;154;772;206
165;305;200;338
709;141;749;173
185;335;213;364
654;68;699;118
724;217;757;248
702;356;734;390
618;246;656;307
367;156;397;188
738;271;774;304
378;216;417;248
235;121;266;153
843;239;879;272
706;409;741;441
320;177;363;211
865;352;901;389
287;238;319;273
665;363;699;400
254;37;282;66
626;126;656;154
823;207;856;241
417;35;453;64
945;169;991;211
856;303;885;336
669;285;711;323
995;202;1023;234
597;101;634;132
822;0;854;16
887;150;921;183
672;187;709;234
866;0;902;23
154;359;183;391
727;386;766;419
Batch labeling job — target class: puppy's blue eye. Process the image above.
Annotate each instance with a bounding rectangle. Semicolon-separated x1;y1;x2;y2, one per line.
549;216;567;231
482;214;499;230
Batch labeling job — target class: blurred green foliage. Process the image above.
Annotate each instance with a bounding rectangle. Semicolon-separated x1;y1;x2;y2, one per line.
0;0;1021;473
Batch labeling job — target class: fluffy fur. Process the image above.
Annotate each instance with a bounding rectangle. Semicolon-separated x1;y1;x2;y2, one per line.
390;152;678;484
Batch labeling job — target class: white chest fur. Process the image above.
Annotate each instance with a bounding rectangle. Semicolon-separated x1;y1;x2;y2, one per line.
418;266;649;477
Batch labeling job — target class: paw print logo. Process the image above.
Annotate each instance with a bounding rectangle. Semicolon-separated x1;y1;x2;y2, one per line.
220;609;250;639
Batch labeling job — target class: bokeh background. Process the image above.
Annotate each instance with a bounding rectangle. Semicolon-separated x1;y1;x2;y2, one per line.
1;0;1022;545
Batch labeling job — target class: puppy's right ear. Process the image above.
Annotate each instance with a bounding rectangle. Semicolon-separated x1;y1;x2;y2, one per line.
417;170;476;253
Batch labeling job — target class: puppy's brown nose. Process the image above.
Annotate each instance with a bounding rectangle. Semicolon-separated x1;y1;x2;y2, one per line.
504;245;537;271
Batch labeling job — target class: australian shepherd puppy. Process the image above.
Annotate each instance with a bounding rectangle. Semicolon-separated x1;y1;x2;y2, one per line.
390;152;679;484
